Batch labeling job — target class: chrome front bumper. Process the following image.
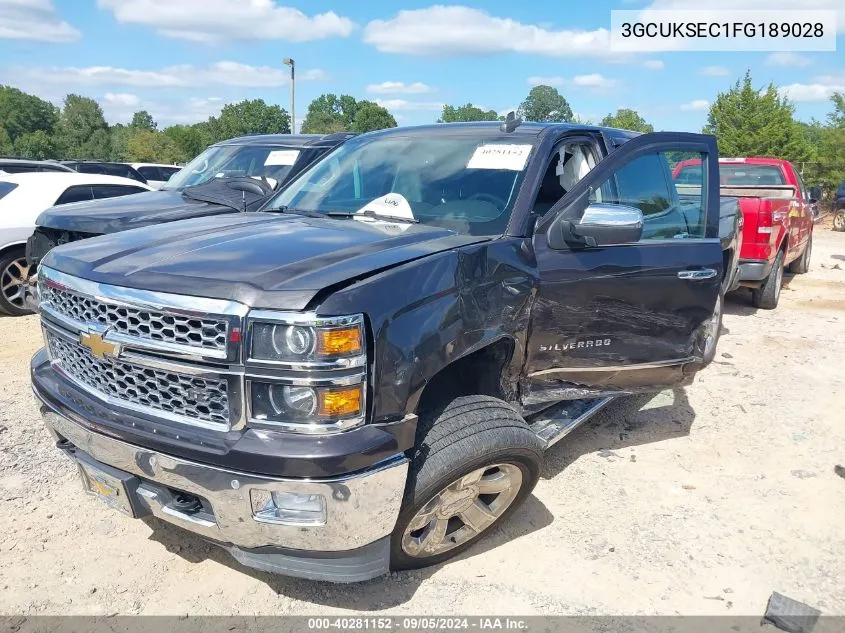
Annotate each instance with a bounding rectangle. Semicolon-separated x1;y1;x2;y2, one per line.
40;406;409;555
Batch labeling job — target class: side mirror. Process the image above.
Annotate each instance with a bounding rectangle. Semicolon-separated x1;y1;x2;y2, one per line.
808;185;822;204
547;203;644;249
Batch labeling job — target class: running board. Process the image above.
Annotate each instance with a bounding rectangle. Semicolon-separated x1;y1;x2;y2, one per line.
527;397;615;449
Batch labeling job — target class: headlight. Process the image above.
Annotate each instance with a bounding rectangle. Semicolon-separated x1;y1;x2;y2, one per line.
250;381;364;432
246;312;367;433
249;313;364;366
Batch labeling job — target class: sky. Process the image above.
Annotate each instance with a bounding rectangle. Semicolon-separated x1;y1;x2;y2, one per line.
0;0;843;132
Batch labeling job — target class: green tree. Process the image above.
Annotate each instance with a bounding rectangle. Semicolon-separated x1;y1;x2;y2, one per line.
518;86;573;123
162;124;208;162
827;92;845;127
799;94;845;195
212;99;290;140
438;103;499;123
130;110;157;132
0;85;59;143
126;130;182;163
301;94;360;133
703;71;811;164
12;130;57;159
600;108;654;133
0;124;13;156
55;94;111;159
350;101;397;133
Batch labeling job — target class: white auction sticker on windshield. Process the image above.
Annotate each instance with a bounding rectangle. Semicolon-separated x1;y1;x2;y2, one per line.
264;150;300;166
467;144;532;171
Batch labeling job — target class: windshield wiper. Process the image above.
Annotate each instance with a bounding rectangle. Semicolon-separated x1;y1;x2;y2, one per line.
341;209;419;224
274;206;328;219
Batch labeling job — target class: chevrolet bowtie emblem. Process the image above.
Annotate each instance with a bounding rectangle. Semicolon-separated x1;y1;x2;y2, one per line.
79;331;120;360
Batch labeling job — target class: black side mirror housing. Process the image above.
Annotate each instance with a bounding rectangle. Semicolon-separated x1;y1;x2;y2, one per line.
547;203;644;250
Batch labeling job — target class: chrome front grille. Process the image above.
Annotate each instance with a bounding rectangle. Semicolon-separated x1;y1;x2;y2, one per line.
46;331;231;427
40;284;228;352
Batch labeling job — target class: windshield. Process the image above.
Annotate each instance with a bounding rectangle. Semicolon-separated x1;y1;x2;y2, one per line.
267;134;533;236
164;143;304;191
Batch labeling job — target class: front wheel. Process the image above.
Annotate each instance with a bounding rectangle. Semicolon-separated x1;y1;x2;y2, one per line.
390;396;543;571
833;212;845;232
0;248;33;316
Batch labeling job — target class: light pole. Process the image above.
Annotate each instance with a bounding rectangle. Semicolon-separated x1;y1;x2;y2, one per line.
283;57;295;134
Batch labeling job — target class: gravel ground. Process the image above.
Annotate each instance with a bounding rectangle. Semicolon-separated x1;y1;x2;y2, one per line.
1;227;843;617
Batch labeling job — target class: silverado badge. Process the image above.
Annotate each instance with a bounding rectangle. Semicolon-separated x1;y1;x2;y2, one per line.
79;331;120;360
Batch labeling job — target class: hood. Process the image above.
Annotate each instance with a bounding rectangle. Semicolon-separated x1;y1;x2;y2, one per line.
35;189;236;234
43;212;486;310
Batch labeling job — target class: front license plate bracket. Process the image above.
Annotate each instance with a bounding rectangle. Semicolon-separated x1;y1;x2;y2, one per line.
73;451;147;518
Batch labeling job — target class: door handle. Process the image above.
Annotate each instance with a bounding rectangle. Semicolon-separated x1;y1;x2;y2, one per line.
678;269;717;280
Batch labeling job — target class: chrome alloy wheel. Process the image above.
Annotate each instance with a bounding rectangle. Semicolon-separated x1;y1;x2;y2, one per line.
703;294;722;360
1;257;30;311
401;463;523;558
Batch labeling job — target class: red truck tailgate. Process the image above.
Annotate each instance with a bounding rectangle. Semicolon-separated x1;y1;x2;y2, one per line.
719;186;794;262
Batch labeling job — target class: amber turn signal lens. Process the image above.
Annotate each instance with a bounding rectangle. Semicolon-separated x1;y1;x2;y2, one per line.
317;327;362;356
318;387;362;418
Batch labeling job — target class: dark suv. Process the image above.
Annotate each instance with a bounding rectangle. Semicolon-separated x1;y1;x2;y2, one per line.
61;161;148;184
27;133;355;271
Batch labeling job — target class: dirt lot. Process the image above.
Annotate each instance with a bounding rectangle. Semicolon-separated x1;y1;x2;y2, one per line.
1;228;843;617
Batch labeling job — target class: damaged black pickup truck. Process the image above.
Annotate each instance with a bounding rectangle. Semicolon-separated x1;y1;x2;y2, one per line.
32;121;736;582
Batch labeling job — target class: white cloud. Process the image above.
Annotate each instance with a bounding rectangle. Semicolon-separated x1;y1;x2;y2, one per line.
364;6;612;57
573;73;618;89
643;59;664;70
374;99;444;111
0;0;80;42
4;61;327;89
366;81;433;95
97;0;354;42
103;92;140;107
527;76;564;86
779;76;845;102
98;94;232;126
680;99;709;111
701;65;730;76
766;52;813;67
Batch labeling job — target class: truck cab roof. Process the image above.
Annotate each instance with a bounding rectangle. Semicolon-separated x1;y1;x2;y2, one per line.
353;121;642;143
213;132;357;149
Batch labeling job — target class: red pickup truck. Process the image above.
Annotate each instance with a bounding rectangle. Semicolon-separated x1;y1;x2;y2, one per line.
674;157;814;309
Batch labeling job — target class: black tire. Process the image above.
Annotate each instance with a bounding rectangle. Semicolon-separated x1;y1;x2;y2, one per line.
751;249;785;310
788;234;812;275
701;293;723;366
390;396;543;571
0;247;33;317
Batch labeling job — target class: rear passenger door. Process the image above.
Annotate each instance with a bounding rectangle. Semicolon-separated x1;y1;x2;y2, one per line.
524;133;722;403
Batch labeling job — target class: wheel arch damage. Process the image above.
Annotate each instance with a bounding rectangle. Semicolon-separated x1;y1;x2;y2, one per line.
316;238;538;423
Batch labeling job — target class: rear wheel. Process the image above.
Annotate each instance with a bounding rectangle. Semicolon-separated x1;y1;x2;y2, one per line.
0;248;32;316
788;235;812;274
390;396;543;571
833;211;845;232
751;249;785;310
702;293;723;365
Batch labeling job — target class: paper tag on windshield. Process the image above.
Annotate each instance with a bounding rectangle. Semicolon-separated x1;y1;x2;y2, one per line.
264;150;300;166
467;144;532;171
